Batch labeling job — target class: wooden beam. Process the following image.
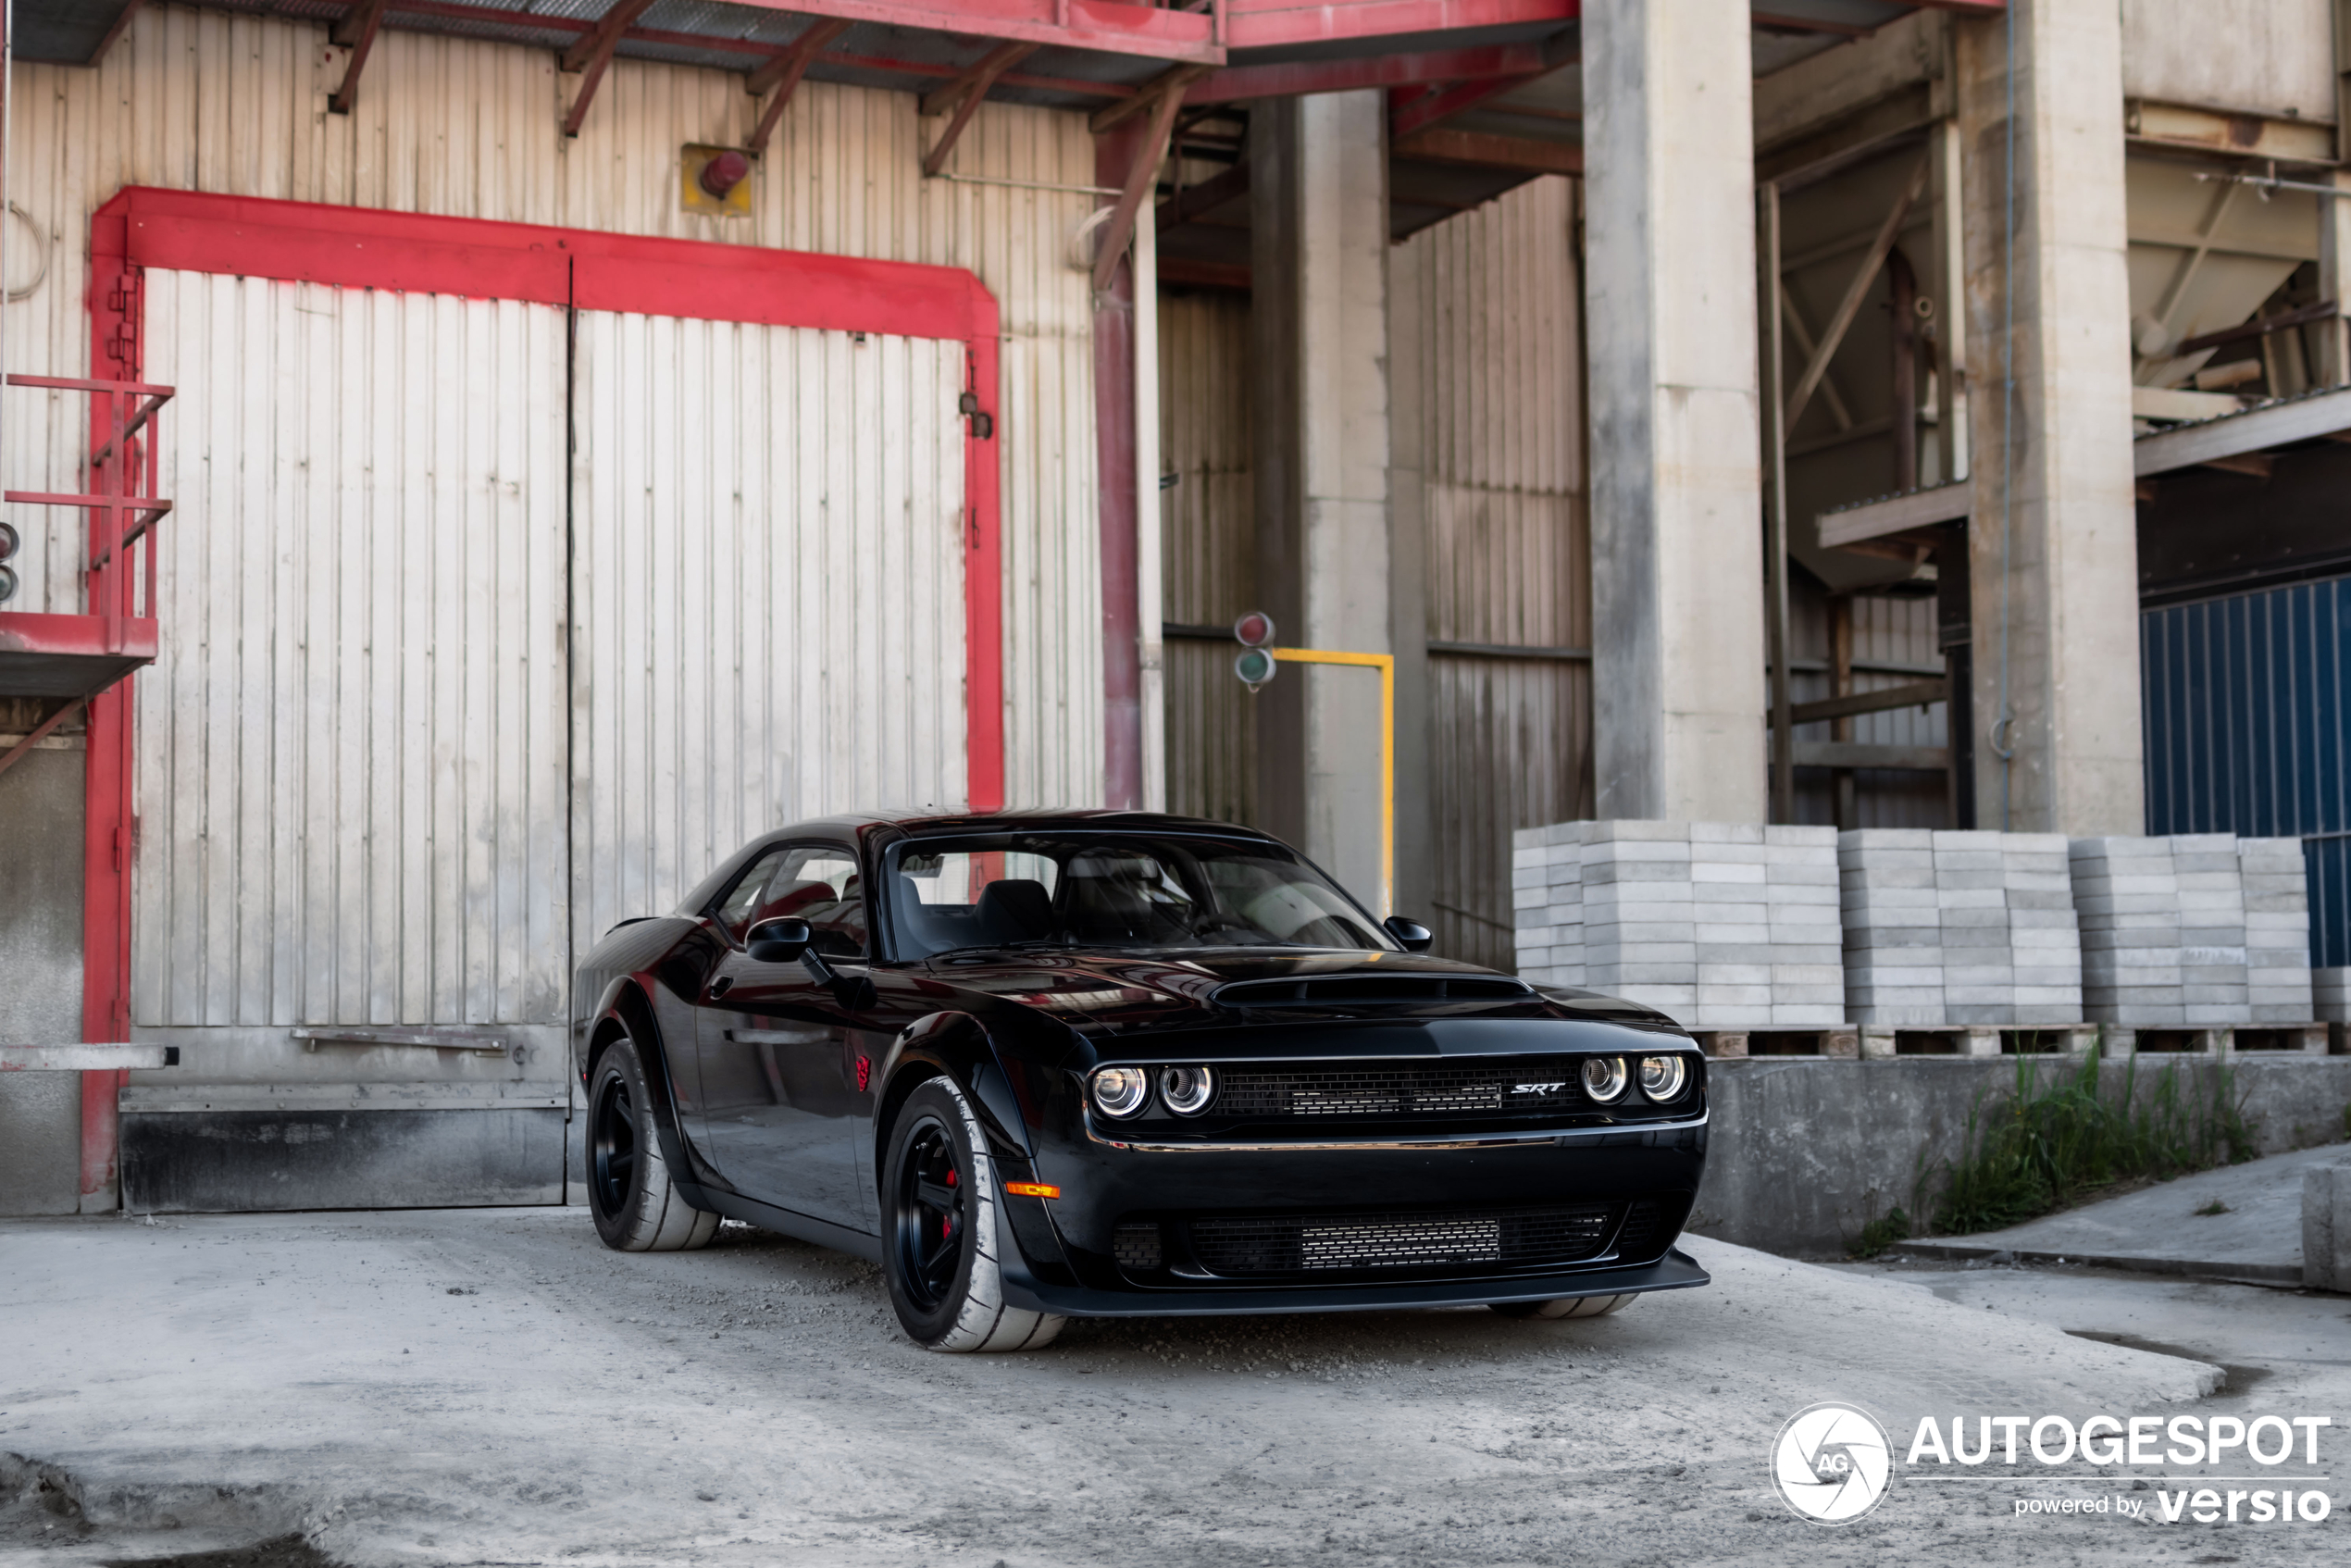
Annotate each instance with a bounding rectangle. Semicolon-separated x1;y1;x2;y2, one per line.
2134;384;2351;475
1790;679;1947;727
1389;73;1543;140
1092;78;1188;293
1790;740;1952;772
1155;161;1248;235
560;0;655;138
2199;452;2274;479
1390;125;1581;177
329;0;392;117
1784;156;1926;434
921;41;1039;178
1093;62;1211;134
745;19;851;156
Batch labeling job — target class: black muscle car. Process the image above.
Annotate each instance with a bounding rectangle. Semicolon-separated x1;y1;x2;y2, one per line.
570;811;1709;1352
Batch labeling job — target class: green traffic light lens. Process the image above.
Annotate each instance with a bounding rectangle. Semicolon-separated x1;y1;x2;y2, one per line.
1234;649;1276;686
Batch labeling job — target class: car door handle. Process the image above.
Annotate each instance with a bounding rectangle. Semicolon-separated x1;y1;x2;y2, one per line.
727;1028;829;1046
708;976;734;999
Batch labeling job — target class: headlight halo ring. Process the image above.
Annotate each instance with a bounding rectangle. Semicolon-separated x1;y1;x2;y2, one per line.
1579;1054;1629;1103
1089;1064;1151;1119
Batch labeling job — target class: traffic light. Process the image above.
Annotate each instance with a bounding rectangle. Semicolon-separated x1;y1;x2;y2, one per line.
1232;610;1275;692
0;520;17;604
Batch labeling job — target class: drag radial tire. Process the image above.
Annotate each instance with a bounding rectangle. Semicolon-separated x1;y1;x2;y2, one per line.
882;1076;1066;1353
588;1030;720;1253
1489;1293;1638;1320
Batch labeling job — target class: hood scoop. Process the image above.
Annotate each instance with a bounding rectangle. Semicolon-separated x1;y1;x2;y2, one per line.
1213;975;1535;1009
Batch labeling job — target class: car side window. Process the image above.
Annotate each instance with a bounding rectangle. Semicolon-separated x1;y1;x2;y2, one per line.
742;846;869;960
714;847;797;944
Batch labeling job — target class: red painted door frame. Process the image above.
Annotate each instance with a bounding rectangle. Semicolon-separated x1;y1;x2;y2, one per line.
80;187;1005;1200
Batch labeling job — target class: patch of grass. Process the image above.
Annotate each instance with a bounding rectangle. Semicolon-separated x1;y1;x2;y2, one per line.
1847;1206;1912;1259
1915;1046;2255;1237
2193;1197;2232;1216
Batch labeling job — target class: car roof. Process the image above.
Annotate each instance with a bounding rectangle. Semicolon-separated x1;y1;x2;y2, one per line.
798;807;1285;842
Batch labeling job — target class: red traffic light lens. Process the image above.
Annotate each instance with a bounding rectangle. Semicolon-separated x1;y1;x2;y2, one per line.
1232;611;1275;648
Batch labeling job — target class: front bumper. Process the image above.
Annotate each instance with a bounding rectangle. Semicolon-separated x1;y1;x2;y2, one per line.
994;1208;1710;1317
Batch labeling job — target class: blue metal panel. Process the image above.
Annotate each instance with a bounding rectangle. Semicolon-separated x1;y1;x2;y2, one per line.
2143;575;2351;965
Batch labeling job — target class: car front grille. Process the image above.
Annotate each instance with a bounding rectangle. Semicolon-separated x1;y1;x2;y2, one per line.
1186;1202;1618;1277
1212;1058;1591;1120
1611;1194;1690;1264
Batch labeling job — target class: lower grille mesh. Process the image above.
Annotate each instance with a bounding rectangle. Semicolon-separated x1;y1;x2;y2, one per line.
1113;1220;1165;1271
1188;1203;1616;1276
1612;1194;1688;1263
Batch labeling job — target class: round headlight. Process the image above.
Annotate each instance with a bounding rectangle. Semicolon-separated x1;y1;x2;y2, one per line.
1158;1065;1214;1115
1090;1065;1151;1118
1637;1054;1688;1102
1579;1055;1628;1103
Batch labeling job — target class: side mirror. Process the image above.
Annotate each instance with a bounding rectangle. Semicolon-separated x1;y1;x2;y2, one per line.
746;915;812;964
1384;916;1434;953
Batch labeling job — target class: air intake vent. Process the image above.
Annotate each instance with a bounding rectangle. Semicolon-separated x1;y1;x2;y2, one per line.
1188;1203;1616;1276
1213;975;1535;1009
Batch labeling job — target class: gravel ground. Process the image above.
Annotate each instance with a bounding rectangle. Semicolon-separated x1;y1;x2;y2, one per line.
0;1206;2331;1567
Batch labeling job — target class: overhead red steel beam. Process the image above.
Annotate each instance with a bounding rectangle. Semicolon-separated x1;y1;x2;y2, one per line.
1218;0;1575;52
746;18;852;156
703;0;1221;64
1183;41;1559;106
1750;10;1875;38
561;0;656;138
382;2;1143;103
1389;72;1546;139
1092;77;1188;292
1391;125;1581;176
1092;61;1213;134
1158;256;1250;291
922;42;1041;176
329;0;392;117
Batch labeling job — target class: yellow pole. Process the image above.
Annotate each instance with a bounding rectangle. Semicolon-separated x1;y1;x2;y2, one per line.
1267;647;1395;916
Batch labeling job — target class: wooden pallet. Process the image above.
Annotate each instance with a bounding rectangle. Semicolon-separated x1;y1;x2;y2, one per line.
1857;1024;2099;1059
1694;1028;1858;1060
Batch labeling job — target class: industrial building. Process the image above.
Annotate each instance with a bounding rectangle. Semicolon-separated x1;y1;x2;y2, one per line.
3;0;2347;1215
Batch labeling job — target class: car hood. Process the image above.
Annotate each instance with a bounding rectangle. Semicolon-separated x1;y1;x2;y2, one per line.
911;947;1683;1037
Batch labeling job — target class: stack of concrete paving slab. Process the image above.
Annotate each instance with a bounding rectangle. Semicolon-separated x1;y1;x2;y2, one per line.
1839;829;2084;1027
2317;967;2351;1024
1511;821;1588;988
2070;837;2190;1027
1511;821;1842;1030
2239;837;2315;1024
1839;829;1943;1025
2175;834;2251;1027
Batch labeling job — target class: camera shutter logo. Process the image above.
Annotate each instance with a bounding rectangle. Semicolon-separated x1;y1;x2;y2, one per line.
1771;1401;1895;1524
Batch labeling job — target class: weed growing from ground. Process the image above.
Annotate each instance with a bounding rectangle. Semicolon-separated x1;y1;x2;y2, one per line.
1917;1046;2255;1236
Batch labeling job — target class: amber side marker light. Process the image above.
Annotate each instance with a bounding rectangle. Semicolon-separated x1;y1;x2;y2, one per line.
1003;1182;1061;1200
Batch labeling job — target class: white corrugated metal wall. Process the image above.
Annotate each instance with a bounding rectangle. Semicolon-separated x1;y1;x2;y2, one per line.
571;316;968;953
134;275;572;1033
4;5;1100;804
1394;177;1590;971
0;8;1104;1066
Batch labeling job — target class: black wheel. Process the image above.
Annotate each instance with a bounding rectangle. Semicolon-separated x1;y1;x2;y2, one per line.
880;1076;1064;1352
587;1029;718;1253
1489;1293;1636;1320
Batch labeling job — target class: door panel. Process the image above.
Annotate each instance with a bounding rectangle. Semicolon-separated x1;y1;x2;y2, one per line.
568;311;969;953
134;272;571;1037
692;844;870;1226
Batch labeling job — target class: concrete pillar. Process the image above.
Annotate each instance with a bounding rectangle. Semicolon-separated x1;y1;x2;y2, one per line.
1954;3;2143;834
1582;0;1767;823
2307;1160;2351;1293
1250;92;1392;909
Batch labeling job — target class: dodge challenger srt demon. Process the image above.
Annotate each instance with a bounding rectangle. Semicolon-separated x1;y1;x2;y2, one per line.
571;810;1709;1351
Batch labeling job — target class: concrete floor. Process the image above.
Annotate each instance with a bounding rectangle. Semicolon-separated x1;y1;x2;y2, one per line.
1904;1144;2350;1283
0;1208;2339;1567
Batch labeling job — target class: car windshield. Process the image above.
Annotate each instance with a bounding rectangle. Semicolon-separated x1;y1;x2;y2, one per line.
883;832;1396;959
